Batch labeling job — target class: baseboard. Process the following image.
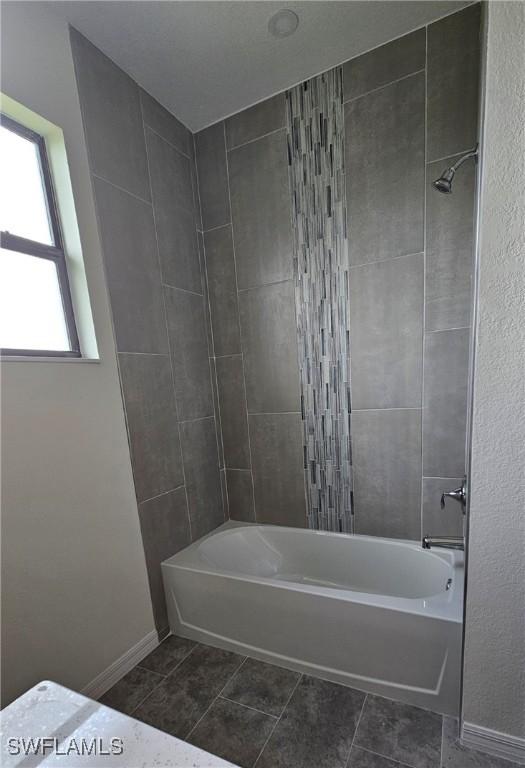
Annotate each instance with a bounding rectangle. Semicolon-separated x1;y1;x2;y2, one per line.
462;721;525;765
81;629;160;701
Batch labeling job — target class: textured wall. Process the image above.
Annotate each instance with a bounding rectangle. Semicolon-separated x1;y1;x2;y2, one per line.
462;0;525;741
196;5;480;538
71;30;224;634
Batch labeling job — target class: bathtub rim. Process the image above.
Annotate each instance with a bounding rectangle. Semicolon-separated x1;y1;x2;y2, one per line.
162;521;464;623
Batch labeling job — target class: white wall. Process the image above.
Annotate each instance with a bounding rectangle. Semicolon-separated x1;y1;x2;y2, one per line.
463;0;525;743
0;2;155;706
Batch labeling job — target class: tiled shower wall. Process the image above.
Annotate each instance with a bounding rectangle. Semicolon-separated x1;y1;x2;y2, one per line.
196;3;480;538
71;30;225;634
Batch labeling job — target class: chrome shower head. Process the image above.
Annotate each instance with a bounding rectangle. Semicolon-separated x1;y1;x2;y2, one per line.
432;145;479;194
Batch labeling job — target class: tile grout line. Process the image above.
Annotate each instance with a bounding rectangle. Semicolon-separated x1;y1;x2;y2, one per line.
348;250;424;270
142;121;191;161
426;326;471;334
139;484;186;506
184;655;248;741
253;673;303;768
344;693;367;767
343;68;426;106
162;281;203;298
91;172;152;207
350;745;416;768
218;694;279;720
129;645;197;716
421;23;429;544
222;120;257;523
427;148;479;166
193;134;228;487
141;100;193;544
237;277;294;293
227;125;286;153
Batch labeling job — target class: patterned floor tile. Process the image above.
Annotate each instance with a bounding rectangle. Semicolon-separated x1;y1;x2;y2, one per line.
222;658;300;717
137;634;196;676
99;666;163;715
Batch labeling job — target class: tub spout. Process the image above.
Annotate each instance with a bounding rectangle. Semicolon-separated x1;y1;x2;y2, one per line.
422;536;464;551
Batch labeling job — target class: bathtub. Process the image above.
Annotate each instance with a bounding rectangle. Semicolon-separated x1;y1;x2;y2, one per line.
162;521;464;715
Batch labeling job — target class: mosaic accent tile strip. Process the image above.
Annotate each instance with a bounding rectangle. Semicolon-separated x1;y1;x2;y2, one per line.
286;67;353;532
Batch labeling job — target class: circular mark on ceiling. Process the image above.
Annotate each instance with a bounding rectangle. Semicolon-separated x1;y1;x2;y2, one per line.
268;9;300;38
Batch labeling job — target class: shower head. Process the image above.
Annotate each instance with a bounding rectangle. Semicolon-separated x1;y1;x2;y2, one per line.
433;167;455;194
433;145;479;194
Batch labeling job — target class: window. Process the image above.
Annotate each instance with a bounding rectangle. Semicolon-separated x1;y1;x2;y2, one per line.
0;114;80;356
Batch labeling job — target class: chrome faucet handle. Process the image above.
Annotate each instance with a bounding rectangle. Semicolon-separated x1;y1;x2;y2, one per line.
440;476;467;511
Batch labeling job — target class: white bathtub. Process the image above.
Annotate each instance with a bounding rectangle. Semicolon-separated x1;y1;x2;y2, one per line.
162;521;464;715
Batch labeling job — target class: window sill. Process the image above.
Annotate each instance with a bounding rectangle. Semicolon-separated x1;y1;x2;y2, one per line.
1;355;100;363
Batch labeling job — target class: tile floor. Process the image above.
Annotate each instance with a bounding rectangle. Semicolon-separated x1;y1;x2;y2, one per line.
100;635;519;768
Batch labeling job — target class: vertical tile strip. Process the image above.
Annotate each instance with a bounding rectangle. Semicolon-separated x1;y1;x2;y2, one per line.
286;68;353;533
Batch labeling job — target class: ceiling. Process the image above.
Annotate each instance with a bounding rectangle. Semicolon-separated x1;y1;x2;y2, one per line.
48;1;470;132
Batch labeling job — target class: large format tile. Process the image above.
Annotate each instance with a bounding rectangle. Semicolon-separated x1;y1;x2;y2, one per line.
343;28;425;102
441;716;520;768
138;635;195;676
239;281;300;414
423;328;470;478
347;748;403;768
180;417;224;539
349;253;423;409
93;177;167;354
226;470;255;522
422;477;464;538
119;353;183;502
146;129;200;293
249;413;305;527
100;666;163;715
354;695;442;768
140;88;192;157
425;155;475;331
225;93;286;149
222;658;300;717
216;356;250;469
133;644;245;738
188;697;275;768
195;122;230;230
427;3;481;161
345;72;425;266
257;676;365;768
204;226;242;356
352;409;422;539
228;130;292;289
70;28;149;200
138;488;191;632
164;287;213;421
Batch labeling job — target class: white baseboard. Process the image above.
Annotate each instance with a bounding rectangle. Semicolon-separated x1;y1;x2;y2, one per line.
462;721;525;765
81;629;160;701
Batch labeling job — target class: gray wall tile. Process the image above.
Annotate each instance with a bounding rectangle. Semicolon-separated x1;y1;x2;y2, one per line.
140;88;192;157
226;470;256;522
210;356;225;469
119;354;184;502
216;356;251;469
345;72;425;266
164;287;213;421
422;477;464;538
204;226;242;356
70;28;150;200
249;413;306;527
138;487;190;632
226;93;286;149
239;281;300;414
425;154;475;331
195;122;230;230
343;28;425;102
349;253;423;409
93;177;167;354
352;409;422;539
427;3;481;160
220;468;228;517
423;328;470;477
180;418;224;539
146;129;201;293
228;130;292;289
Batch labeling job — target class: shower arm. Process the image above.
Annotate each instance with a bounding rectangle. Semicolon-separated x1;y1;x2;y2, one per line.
450;145;479;172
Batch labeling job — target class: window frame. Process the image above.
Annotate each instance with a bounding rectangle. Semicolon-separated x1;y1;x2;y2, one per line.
1;113;81;357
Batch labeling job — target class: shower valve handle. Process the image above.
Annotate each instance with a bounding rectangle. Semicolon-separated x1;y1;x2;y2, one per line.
440;477;467;511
